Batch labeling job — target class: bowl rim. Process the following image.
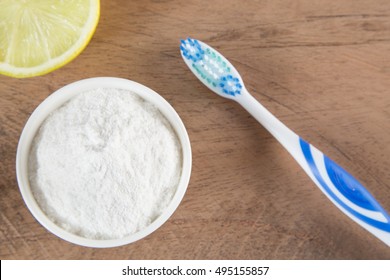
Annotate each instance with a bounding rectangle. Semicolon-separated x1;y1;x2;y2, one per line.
16;77;192;248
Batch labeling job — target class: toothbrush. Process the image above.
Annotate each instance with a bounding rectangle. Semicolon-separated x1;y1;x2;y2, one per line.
180;37;390;246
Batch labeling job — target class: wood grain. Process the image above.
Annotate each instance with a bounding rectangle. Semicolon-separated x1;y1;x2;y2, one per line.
1;0;390;259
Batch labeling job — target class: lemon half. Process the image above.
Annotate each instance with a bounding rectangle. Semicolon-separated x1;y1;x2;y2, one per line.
0;0;100;78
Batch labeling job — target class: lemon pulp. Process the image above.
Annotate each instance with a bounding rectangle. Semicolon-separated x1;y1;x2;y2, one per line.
0;0;100;78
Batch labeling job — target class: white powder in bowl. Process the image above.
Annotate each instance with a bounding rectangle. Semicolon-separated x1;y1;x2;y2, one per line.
28;88;182;240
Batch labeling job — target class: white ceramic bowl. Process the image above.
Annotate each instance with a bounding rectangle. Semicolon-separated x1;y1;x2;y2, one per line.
16;77;192;248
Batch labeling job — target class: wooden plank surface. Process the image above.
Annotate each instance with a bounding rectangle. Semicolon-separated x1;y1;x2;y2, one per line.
1;0;390;259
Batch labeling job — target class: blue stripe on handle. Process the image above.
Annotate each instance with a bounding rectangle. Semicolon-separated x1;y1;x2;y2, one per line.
299;138;390;232
324;156;378;211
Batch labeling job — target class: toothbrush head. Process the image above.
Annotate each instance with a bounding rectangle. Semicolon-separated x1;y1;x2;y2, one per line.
180;37;245;99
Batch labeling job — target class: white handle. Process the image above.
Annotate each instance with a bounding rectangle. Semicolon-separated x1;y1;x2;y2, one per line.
236;90;390;246
236;90;302;162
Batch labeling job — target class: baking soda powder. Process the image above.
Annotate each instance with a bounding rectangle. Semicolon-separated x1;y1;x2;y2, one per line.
28;88;182;239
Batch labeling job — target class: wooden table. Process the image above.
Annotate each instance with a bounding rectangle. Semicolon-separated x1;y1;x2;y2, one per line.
1;0;390;259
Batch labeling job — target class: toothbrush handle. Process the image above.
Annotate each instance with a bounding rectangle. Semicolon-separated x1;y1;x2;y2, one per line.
237;91;390;246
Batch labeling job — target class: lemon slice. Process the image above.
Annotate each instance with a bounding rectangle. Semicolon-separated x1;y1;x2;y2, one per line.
0;0;100;78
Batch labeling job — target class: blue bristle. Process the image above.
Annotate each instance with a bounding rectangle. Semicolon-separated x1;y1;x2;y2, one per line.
194;39;200;47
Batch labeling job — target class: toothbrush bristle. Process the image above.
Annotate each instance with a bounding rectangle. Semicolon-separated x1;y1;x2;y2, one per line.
180;37;243;96
180;37;204;62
